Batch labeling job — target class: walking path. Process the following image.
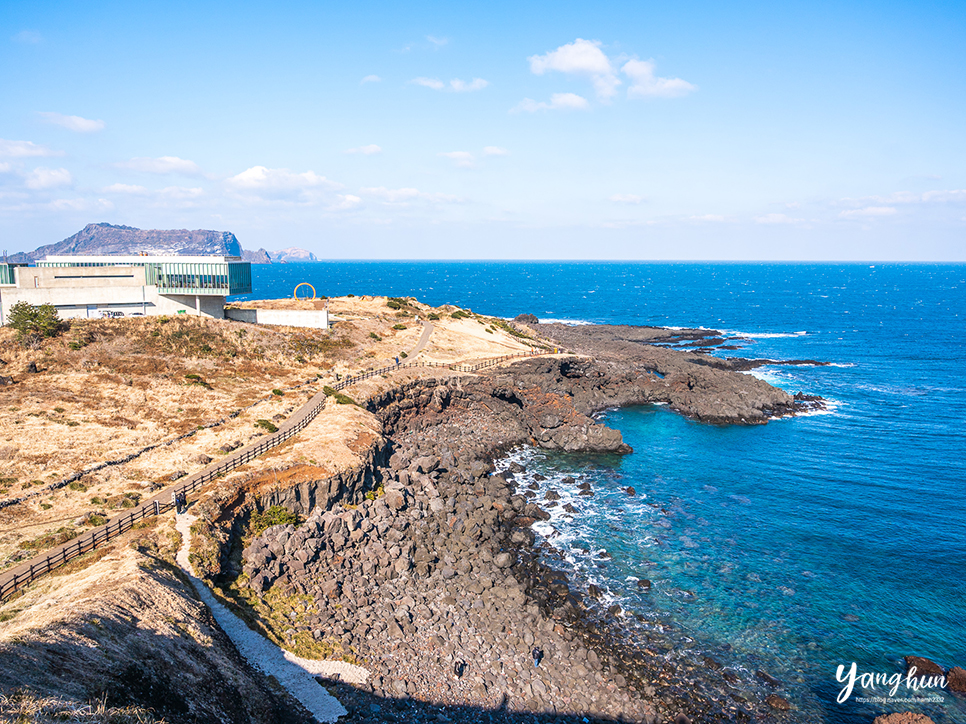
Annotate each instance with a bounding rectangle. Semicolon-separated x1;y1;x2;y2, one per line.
410;319;434;356
174;513;368;722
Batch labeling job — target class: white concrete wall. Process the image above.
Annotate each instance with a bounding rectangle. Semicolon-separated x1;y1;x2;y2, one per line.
0;285;226;324
15;265;148;289
225;308;329;329
224;308;258;324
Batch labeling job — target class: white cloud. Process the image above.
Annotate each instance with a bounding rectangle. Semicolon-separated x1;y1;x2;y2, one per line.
361;74;382;84
690;214;729;222
838;206;897;218
13;30;41;44
344;144;383;155
104;183;149;194
0;162;12;174
25;167;73;190
622;59;696;98
483;146;509;156
38;112;105;133
610;194;644;204
922;189;966;203
426;35;449;47
512;93;590;113
755;213;804;224
411;77;489;92
411;77;445;90
47;197;113;212
100;183;201;205
529;38;620;100
449;78;489;92
159;186;204;200
330;194;362;210
847;189;966;206
0;138;62;158
117;156;202;175
360;186;463;204
227;166;342;200
439;151;476;168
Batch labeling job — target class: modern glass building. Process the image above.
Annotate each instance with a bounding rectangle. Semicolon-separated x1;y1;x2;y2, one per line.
1;255;253;323
36;256;252;295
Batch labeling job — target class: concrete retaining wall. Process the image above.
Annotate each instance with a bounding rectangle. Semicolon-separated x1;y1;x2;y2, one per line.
225;308;329;329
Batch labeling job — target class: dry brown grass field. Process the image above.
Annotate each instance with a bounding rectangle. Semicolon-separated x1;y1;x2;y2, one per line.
0;296;542;573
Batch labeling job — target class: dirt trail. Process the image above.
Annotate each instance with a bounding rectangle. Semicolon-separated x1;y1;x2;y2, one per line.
174;513;369;722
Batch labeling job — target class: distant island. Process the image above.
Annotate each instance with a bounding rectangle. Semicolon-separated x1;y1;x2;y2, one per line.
6;222;315;264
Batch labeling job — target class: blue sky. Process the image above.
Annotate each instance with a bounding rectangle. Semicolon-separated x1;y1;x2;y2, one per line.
2;0;964;259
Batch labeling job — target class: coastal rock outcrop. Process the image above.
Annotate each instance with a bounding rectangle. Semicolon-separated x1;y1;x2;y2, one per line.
533;323;823;423
228;357;813;722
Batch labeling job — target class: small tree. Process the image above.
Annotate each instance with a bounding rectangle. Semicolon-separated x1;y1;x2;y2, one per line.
6;302;64;346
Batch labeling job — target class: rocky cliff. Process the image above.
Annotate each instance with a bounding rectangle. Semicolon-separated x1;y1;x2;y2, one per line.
8;223;243;262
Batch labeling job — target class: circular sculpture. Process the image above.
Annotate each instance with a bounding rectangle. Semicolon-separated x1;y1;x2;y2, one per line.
293;282;316;300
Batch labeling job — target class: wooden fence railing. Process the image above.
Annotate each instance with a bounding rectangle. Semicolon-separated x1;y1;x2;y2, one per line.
0;345;558;602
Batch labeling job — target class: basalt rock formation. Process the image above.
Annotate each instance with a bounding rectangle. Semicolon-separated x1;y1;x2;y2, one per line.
532;323;823;423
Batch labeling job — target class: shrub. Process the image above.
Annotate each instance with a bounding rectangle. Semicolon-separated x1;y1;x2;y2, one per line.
451;310;469;320
68;481;88;492
248;505;302;538
53;407;65;413
386;300;402;310
90;496;105;505
19;526;78;551
7;301;64;345
428;313;440;321
255;419;278;433
400;351;408;358
272;388;284;396
86;514;108;527
322;386;358;406
364;485;385;501
368;332;382;341
392;324;406;330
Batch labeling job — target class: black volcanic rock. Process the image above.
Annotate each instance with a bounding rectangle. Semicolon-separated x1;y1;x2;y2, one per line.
9;223;243;262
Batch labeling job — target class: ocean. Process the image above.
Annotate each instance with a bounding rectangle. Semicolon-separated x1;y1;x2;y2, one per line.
237;261;966;723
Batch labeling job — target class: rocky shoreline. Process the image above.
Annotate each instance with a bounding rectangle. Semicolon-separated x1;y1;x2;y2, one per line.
226;327;823;723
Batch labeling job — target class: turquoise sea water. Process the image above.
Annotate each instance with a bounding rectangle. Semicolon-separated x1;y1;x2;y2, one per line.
238;262;966;723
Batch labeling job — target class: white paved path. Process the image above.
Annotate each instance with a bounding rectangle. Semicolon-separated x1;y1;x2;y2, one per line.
175;514;369;722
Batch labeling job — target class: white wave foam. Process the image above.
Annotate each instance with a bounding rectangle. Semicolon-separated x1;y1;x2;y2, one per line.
539;318;593;325
723;330;808;339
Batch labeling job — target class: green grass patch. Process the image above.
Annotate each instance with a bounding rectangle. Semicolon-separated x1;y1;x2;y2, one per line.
247;505;303;539
322;386;358;406
19;526;78;551
255;419;278;433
